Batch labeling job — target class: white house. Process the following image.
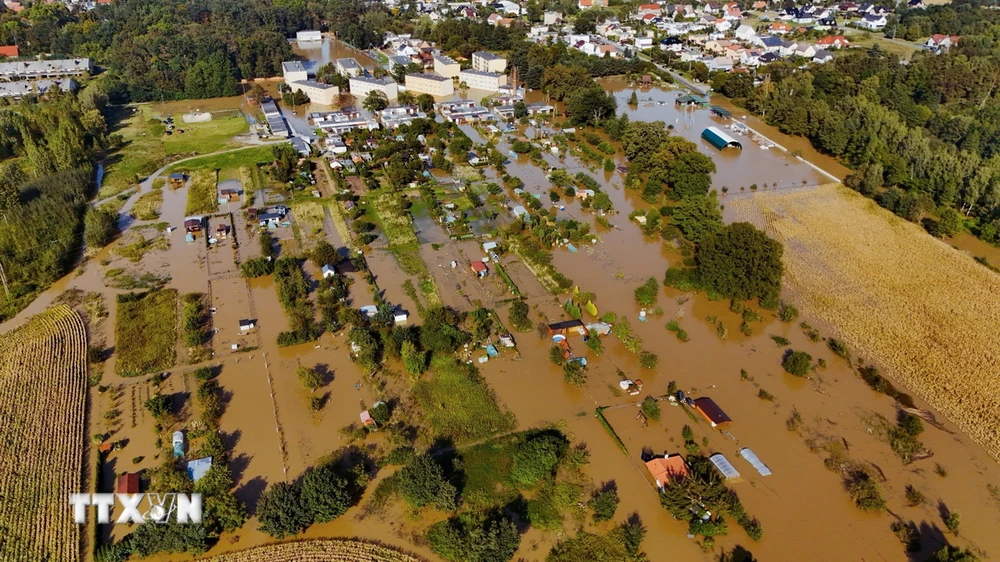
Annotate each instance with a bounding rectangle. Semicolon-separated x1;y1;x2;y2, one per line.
296;30;322;42
813;49;834;63
926;34;960;50
498;0;520;14
857;14;887;30
472;51;507;73
321;264;338;278
433;54;461;78
734;24;756;41
350;75;399;99
281;60;309;83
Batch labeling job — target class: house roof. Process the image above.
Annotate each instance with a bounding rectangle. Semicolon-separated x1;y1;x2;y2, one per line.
645;455;689;483
0;45;19;58
471;261;488;272
548;319;585;331
116;472;140;494
694;396;732;425
186;457;212;482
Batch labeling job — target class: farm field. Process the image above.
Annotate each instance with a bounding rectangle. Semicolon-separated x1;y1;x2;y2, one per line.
198;539;424;562
730;183;1000;463
115;289;178;376
0;305;87;562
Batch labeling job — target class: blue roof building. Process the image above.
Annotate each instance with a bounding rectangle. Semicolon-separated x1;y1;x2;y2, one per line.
186;457;213;482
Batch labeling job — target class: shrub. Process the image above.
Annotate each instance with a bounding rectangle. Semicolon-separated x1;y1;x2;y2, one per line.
397;454;457;511
905;485;924;507
782;350;812;376
641;396;661;421
588;489;619;522
633;277;659;306
944;511;960;534
769;335;790;346
511;433;567;487
549;345;566;366
828;338;849;359
638;350;659;369
757;389;775;401
847;468;886;512
778;301;799;322
563;361;587;386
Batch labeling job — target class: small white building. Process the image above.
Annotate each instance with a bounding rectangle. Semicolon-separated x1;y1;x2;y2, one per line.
543;11;563;24
321;264;338;278
239;318;256;331
336;58;364;77
394;310;409;324
349;75;399;100
296;30;322;42
433;54;461;78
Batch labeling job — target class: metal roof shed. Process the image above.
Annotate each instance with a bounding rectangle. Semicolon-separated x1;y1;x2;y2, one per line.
739;448;772;476
709;453;740;479
710;105;732;118
702;127;743;150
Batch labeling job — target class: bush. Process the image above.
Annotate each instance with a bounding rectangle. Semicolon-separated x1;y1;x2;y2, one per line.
782;350;812;376
944;511;960;534
549;345;566;366
634;277;659;306
641;396;661;421
256;481;311;538
511;433;567;487
588;489;619;522
563;360;587;386
397;454;457;511
847;468;886;512
508;300;532;332
638;350;658;369
905;485;924;506
778;301;799;322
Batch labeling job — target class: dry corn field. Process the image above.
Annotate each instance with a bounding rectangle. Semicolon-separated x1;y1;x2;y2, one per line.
199;539;425;562
730;183;1000;463
0;305;87;561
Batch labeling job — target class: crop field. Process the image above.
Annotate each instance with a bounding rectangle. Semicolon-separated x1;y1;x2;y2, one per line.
185;169;219;215
730;183;1000;462
115;289;178;376
199;539;424;562
413;356;517;444
0;305;87;562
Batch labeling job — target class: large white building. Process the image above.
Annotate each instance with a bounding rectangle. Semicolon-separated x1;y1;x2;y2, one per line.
349;75;399;100
459;69;507;93
289;80;339;105
281;60;309;83
0;78;76;100
296;30;322;42
433;54;461;79
471;51;507;74
0;58;92;80
405;73;454;96
336;58;364;77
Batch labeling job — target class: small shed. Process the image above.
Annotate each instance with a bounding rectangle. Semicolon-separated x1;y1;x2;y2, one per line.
394;310;409;324
239;318;256;331
116;472;141;495
168;173;187;185
186;457;212;482
547;319;586;336
360;410;376;429
172;431;184;457
183;217;203;232
709;453;740;479
693;397;732;427
321;264;338;279
676;94;709;107
471;261;489;278
360;305;378;318
710;105;732;118
739;448;772;476
482;241;499;253
702;127;743;150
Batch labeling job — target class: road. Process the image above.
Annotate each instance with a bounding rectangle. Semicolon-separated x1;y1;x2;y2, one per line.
638;53;708;96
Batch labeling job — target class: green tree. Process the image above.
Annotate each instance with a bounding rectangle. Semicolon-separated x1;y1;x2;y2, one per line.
563;360;586;385
362;90;389;113
508;300;532;332
697;223;783;302
933;545;979;562
310;241;342;268
641;396;661;420
144;394;171;419
300;465;352;523
84;207;118;248
370;401;391;425
782;350;812;376
628;91;638;106
417;93;435;113
256;481;311;538
401;340;427;375
670;195;722;243
296;365;323;391
588;488;619;522
633;277;659;306
397;454;457;510
511;433;567;487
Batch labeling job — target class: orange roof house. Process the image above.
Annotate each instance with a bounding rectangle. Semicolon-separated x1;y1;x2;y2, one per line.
694;397;732;427
645;454;690;487
0;45;18;58
116;472;140;495
816;35;850;49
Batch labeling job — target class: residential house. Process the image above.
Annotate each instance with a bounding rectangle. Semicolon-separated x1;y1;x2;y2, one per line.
0;78;77;100
460;69;507;92
635;36;654;49
321;264;338;278
857;13;887;30
472;51;507;73
239;319;256;331
723;4;742;20
0;45;18;58
817;17;838;28
0;58;93;80
288;80;338;105
714;19;733;33
433;54;461;78
471;261;489;278
116;472;141;495
636;3;661;17
544;11;563;24
735;24;756;41
794;43;816;58
644;454;690;488
816;35;850;49
498;0;521;14
758;51;781;63
281;60;309;83
350;75;399;99
907;0;925;8
751;0;767;9
769;21;792;34
757;36;783;52
740;48;763;66
578;0;609;8
927;34;960;50
813;49;834;63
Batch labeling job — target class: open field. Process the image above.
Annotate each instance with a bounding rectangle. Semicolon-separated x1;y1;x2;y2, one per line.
731;183;1000;463
167;145;278;175
130;187;163;220
115;289;178;376
162;110;249;155
186;169;219;215
0;305;86;562
413;355;516;444
199;539;425;562
100;106;168;198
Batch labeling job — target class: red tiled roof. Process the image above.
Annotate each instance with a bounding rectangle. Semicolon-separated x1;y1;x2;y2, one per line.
646;455;689;484
116;472;140;495
0;45;18;58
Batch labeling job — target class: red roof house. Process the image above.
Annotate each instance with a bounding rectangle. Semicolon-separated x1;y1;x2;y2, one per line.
471;261;489;278
0;45;19;58
116;472;140;495
645;454;689;487
816;35;850;49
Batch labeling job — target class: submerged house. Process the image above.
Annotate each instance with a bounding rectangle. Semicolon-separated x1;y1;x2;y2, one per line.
693;397;732;427
676;94;709;107
547;319;587;337
644;453;689;488
471;261;489;278
116;472;140;495
702;126;742;150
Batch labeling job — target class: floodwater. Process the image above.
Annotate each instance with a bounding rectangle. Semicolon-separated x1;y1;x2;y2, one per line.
291;37;377;70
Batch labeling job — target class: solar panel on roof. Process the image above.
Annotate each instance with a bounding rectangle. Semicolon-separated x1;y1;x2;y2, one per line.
739;448;772;476
709;453;740;480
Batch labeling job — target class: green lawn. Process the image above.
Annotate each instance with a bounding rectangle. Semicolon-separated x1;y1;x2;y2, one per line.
100;106;168;198
166;144;278;174
185;169;218;215
115;289;178;376
163;111;249;155
458;433;519;511
413;356;516;444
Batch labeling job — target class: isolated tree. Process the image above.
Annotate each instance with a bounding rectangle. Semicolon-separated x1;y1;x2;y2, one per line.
697;222;783;302
369;401;391;425
508;300;532;332
296;365;323;391
300;465;352;523
511;433;567;487
310;241;342;267
563;360;587;386
256;481;311;538
782;350;813;376
397;454;456;510
588;488;620;522
628;91;638;106
362;90;389;113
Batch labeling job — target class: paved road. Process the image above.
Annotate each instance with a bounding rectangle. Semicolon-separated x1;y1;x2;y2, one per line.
638;53;708;96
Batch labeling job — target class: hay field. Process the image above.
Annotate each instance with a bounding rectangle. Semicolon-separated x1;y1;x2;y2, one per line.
199;539;424;562
0;305;87;562
730;184;1000;462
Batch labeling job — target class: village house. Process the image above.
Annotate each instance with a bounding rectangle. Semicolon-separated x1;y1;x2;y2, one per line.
636;3;661;18
813;49;834;63
578;0;609;8
927;34;960;51
816;35;850;49
0;45;19;58
857;13;887;30
734;24;756;41
471;260;489;278
769;21;792;34
0;57;93;80
694;397;732;427
644;454;689;488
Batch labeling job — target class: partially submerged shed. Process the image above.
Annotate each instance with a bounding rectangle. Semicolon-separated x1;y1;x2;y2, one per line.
186;457;212;482
693;397;732;427
547;319;586;337
702;126;742;150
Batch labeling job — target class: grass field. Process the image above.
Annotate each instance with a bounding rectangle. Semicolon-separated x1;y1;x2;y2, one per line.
185;169;218;215
167;145;278;175
0;305;86;562
199;539;423;562
731;184;1000;463
100;107;167;198
458;432;520;511
130;188;163;220
162;110;248;155
413;355;516;444
115;289;178;377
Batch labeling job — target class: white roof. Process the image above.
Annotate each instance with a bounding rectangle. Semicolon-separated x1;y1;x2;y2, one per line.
709;453;740;479
739;448;772;476
172;431;184;443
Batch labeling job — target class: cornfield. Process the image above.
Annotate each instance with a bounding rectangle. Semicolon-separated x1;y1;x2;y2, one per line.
0;305;87;562
731;184;1000;463
199;539;425;562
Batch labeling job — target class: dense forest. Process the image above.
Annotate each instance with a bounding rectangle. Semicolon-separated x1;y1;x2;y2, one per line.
0;82;109;319
715;0;1000;244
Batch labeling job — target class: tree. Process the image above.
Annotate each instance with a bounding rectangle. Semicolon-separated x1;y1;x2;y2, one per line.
628;91;638;106
428;512;521;562
296;365;323;392
513;101;529;118
401;340;427;375
508;300;532;332
944;511;961;534
588;488;619;522
697;223;783;302
397;454;457;510
300;465;352;523
511;433;567;487
370;401;391;425
671;196;722;243
633;277;659;306
397;90;415;105
310;241;342;268
933;545;979;562
271;142;299;183
417;93;435;113
782;350;812;376
84;207;118;248
641;396;661;420
256;481;311;538
563;360;587;386
144;394;171;419
362;90;389;113
566;84;618;126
